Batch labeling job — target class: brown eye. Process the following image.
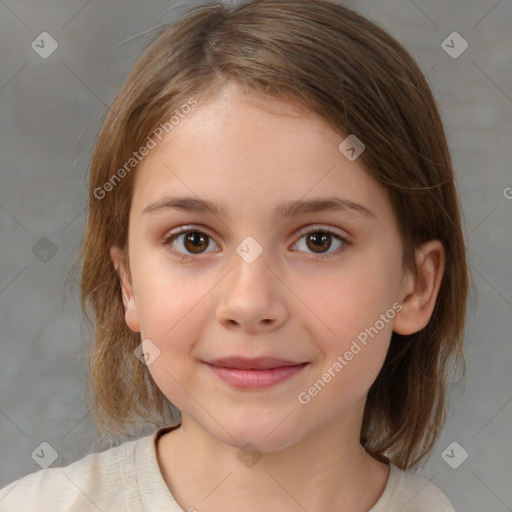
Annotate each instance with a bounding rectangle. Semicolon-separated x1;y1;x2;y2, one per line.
164;225;349;261
305;232;333;253
182;232;210;253
163;229;219;259
292;226;348;259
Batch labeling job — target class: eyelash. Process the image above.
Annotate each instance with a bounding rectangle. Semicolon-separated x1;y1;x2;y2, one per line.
162;225;350;261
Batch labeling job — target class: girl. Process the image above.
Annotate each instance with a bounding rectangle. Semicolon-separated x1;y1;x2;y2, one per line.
0;0;469;510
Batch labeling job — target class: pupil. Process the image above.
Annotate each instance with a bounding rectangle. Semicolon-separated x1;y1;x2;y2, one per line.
182;232;332;255
307;233;331;253
185;232;208;253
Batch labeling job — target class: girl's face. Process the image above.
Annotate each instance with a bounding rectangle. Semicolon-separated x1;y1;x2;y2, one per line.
113;82;414;450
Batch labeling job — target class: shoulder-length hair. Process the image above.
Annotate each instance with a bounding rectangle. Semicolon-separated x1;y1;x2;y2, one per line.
79;0;470;470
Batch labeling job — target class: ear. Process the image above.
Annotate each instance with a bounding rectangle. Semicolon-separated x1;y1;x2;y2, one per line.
110;246;141;333
393;240;445;335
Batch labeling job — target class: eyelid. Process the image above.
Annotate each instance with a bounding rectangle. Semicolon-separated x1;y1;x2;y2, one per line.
294;223;351;241
163;223;351;259
164;223;351;242
162;224;220;249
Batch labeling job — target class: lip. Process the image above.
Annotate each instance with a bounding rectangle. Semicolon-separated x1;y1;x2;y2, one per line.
206;356;306;370
204;358;309;390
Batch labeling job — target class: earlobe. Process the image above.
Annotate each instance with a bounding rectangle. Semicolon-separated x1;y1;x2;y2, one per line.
110;246;141;333
393;240;445;336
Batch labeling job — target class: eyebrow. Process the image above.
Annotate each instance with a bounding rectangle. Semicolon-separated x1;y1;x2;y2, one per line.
142;195;376;221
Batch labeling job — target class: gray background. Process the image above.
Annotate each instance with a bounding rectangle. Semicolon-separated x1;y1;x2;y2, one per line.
0;0;511;510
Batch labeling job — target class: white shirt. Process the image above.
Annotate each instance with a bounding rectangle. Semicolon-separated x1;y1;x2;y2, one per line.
0;424;456;511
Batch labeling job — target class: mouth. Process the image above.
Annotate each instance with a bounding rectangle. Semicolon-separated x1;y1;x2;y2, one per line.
204;357;309;389
205;356;308;370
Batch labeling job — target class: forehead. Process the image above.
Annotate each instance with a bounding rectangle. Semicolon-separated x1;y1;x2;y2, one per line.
131;85;395;227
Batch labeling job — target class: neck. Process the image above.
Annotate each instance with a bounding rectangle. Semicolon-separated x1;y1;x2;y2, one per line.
156;401;390;511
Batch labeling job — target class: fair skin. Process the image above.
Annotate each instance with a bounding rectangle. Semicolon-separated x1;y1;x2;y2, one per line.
111;82;445;512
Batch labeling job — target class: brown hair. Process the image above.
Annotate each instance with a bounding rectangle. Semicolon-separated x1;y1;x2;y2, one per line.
79;0;470;469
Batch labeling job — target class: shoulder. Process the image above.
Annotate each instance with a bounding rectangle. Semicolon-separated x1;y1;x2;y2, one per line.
374;464;456;511
0;434;147;512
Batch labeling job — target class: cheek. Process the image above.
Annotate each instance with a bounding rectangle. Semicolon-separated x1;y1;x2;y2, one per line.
133;265;218;397
298;297;395;413
138;283;205;345
132;250;207;334
301;254;400;346
295;255;400;401
137;273;207;408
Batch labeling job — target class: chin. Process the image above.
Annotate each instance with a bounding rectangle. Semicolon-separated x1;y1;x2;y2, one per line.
213;420;302;453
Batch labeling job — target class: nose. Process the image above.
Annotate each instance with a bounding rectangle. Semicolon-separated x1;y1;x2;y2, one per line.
216;251;288;333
